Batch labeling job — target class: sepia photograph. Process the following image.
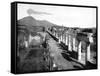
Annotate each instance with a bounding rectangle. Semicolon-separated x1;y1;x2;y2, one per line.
11;2;97;74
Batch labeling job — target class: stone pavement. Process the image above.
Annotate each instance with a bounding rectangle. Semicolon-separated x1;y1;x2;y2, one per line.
47;37;84;70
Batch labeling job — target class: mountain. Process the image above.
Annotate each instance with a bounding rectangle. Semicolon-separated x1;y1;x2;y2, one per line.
18;16;58;28
18;16;37;27
37;20;57;28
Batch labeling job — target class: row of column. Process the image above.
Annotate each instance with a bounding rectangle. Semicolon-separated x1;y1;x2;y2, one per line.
53;32;94;65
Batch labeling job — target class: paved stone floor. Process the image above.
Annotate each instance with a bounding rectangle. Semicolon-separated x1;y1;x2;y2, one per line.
47;37;84;70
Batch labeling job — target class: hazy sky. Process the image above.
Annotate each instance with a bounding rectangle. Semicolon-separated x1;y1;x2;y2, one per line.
18;3;96;28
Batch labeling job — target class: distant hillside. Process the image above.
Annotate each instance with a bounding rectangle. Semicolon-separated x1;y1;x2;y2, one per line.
18;16;58;28
18;16;37;27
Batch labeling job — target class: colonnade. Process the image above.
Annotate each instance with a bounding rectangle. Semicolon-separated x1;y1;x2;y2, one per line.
52;31;94;65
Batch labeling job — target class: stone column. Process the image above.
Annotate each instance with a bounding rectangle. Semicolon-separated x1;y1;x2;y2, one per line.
62;34;65;43
78;41;87;65
68;35;72;51
81;41;87;65
56;33;58;38
61;35;63;42
71;36;73;51
73;37;76;51
87;44;91;62
87;34;95;64
74;38;79;53
58;36;61;43
78;41;82;62
88;33;94;43
65;34;68;45
62;35;63;42
68;35;70;51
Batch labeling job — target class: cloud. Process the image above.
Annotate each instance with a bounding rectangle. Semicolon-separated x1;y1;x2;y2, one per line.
27;9;52;15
